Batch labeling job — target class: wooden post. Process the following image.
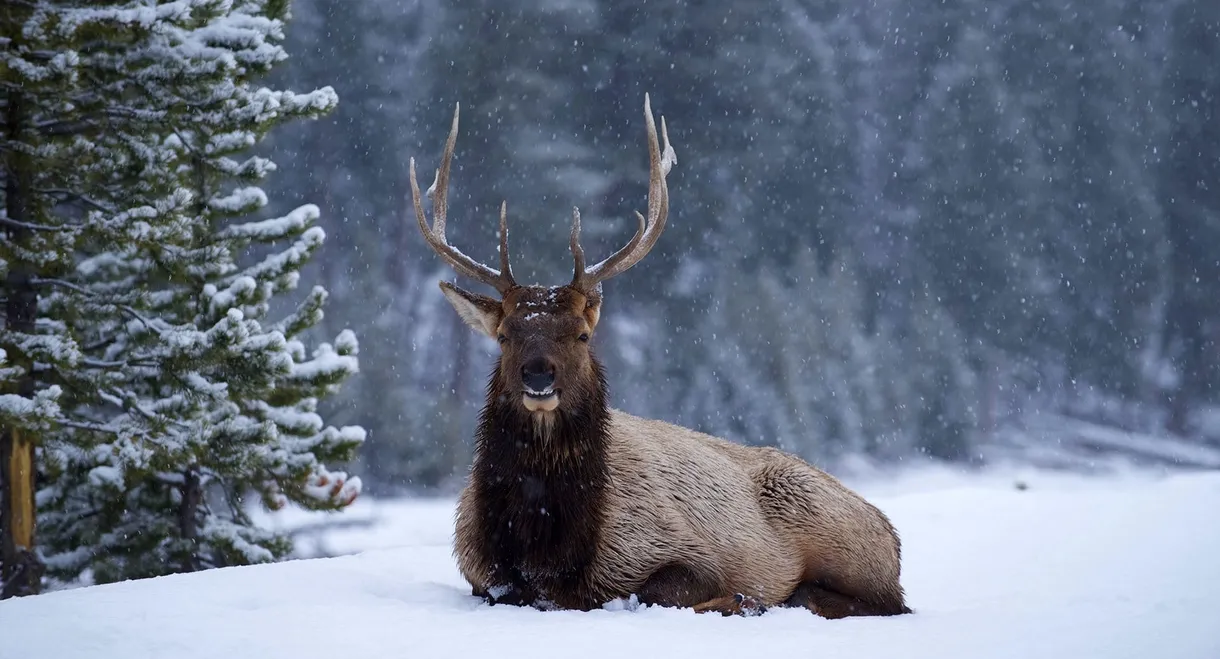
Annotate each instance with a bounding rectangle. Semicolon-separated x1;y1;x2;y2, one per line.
8;431;33;551
1;428;40;598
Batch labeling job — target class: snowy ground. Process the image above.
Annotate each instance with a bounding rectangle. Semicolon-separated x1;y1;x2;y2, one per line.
3;464;1219;659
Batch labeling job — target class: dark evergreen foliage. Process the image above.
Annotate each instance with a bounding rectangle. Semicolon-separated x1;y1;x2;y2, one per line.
260;0;1219;490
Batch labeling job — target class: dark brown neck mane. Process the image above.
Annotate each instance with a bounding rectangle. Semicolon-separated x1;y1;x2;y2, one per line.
468;355;612;609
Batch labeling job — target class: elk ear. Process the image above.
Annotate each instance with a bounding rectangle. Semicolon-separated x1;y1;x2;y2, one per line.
439;281;503;339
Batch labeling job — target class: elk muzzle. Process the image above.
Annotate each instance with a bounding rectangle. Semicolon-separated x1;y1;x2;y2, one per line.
521;357;559;412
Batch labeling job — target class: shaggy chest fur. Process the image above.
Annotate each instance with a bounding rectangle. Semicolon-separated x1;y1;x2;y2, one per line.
467;398;612;609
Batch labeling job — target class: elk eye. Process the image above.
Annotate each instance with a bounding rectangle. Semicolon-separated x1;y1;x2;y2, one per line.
578;333;590;342
497;334;508;345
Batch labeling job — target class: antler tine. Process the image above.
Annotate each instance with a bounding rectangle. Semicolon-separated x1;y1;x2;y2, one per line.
571;93;676;293
410;102;517;294
569;205;646;292
570;207;586;275
498;200;513;282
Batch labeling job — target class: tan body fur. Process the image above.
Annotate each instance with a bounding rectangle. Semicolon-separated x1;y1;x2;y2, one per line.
454;408;908;616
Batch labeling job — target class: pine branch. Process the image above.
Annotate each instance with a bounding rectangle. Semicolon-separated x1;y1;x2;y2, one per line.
36;119;98;137
0;214;67;232
58;419;120;435
81;358;159;370
35;108;152;137
75;333;117;353
37;188;113;214
102;387;190;431
80;358;125;368
31;278;164;336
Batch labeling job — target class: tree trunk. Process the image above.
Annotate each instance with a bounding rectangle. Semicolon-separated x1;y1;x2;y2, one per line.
178;467;202;572
1165;309;1205;437
1;88;44;599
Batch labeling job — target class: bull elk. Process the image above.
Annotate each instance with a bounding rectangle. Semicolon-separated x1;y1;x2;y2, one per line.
410;95;911;618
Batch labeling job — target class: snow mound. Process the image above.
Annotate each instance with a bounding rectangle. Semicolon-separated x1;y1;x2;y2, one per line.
2;470;1218;659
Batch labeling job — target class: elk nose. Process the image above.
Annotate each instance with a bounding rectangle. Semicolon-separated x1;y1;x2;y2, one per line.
522;358;556;393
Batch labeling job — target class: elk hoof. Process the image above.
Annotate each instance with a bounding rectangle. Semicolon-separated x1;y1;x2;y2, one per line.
484;584;533;607
693;594;769;617
734;593;768;617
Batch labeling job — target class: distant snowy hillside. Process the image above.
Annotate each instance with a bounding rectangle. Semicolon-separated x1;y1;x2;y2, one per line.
2;468;1218;659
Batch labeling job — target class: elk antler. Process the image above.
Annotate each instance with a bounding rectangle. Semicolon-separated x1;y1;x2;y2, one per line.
410;103;517;295
571;93;677;295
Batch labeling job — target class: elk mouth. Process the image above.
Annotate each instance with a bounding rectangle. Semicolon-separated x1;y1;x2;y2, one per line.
522;388;560;412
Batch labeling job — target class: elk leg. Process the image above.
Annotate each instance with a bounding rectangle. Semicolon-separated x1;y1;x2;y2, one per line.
476;584;530;606
692;593;768;617
476;568;539;607
635;564;718;608
783;581;912;619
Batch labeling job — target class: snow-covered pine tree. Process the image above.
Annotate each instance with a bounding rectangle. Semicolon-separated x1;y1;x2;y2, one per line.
1;1;364;590
0;0;101;599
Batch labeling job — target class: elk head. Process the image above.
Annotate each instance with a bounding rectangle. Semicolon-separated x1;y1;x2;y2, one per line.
410;95;676;418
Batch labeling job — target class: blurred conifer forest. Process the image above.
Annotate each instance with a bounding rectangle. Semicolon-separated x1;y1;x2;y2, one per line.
260;0;1220;492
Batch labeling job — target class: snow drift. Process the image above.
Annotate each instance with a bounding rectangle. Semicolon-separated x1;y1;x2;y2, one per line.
2;467;1218;659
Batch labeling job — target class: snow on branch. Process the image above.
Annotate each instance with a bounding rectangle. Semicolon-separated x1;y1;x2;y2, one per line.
0;386;63;432
207;186;267;215
298;465;363;509
221;203;317;241
225;226;326;309
204;276;259;318
289;330;360;386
